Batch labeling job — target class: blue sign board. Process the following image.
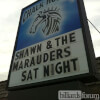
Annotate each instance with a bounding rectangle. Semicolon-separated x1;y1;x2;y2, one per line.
8;0;96;90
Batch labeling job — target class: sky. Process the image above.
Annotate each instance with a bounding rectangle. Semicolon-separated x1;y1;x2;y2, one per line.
0;0;100;82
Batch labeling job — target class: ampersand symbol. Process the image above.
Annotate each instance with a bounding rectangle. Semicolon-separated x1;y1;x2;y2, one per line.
46;41;52;49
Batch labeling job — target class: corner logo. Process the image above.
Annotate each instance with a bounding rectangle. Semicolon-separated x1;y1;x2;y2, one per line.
29;7;62;36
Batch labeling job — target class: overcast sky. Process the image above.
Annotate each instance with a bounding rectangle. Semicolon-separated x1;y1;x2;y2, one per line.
0;0;100;81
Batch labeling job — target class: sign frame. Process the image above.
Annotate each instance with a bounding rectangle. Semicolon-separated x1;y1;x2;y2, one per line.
7;0;96;90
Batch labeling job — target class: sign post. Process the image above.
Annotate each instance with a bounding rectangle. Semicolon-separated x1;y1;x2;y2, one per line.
7;0;96;91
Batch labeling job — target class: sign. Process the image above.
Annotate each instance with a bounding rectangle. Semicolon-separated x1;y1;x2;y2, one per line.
7;0;96;89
